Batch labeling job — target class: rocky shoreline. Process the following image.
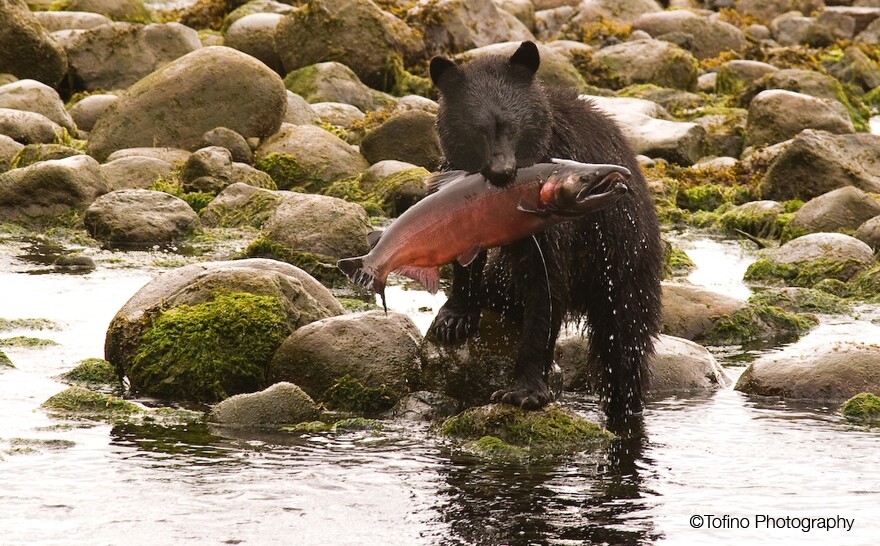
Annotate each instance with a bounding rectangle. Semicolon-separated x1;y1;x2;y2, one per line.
2;0;879;450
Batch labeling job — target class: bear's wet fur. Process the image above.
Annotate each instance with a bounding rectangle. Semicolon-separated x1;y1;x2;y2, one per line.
428;42;663;419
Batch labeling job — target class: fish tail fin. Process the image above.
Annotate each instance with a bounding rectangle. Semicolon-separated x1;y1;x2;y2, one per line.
337;257;387;312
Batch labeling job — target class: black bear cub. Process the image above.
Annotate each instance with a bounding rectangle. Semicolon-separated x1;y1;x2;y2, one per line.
428;41;663;418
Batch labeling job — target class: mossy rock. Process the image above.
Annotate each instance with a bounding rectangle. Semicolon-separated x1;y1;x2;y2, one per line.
848;265;880;303
748;288;849;315
717;200;785;239
130;293;290;403
701;304;817;346
439;404;614;458
58;358;121;388
662;241;696;279
841;392;880;425
0;349;12;368
324;374;400;414
243;238;345;287
41;386;140;420
0;336;58;348
0;317;58;331
744;257;872;288
320;177;386;217
676;183;749;212
9;144;82;169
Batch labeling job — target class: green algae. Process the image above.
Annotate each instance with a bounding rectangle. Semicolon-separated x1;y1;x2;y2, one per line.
324;374;400;415
58;358;121;388
255;152;329;192
748;288;849;315
130;293;289;403
440;404;614;458
0;318;58;331
745;257;870;288
42;386;140;418
841;393;880;426
0;336;58;348
702;305;817;345
242;238;345;286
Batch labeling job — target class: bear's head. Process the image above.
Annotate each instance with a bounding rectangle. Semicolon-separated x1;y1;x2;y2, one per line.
430;41;553;186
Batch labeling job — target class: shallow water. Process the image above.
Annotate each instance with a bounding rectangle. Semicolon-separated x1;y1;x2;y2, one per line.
1;235;879;545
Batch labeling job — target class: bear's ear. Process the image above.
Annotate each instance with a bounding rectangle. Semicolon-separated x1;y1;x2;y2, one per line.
430;56;462;92
509;41;540;75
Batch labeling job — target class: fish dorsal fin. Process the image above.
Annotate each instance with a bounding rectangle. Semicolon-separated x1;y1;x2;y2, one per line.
366;229;383;249
425;170;469;196
395;266;441;294
456;246;481;267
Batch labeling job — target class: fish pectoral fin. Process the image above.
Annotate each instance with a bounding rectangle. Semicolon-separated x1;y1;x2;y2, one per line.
366;229;383;249
425;170;469;195
396;266;441;294
456;246;482;267
517;201;552;217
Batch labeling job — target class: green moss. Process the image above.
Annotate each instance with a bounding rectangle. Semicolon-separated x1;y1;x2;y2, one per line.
180;192;214;214
0;318;58;331
677;184;750;212
748;288;849;315
333;417;384;431
848;265;880;303
0;336;58;348
255;152;326;192
440;404;614;457
663;243;696;278
42;386;140;419
389;55;432;98
841;393;880;425
702;305;817;345
744;257;869;287
577;16;632;46
243;238;344;286
464;435;528;461
281;420;334;433
369;167;429;217
812;278;852;298
58;358;120;386
324;374;399;415
337;297;381;313
320;176;385;217
130;293;289;403
718;205;783;239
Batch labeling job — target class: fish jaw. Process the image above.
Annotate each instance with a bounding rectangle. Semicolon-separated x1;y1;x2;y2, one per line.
532;165;631;217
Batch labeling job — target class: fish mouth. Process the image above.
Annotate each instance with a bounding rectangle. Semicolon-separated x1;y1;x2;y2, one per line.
575;170;630;204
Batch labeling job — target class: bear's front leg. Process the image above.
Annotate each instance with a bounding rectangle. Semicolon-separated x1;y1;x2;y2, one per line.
490;240;561;410
428;252;486;343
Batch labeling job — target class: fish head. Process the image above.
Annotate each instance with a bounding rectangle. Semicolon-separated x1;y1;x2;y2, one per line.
540;163;631;214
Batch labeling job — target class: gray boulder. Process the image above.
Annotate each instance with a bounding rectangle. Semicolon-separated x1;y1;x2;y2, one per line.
274;0;423;91
32;10;111;31
68;94;117;133
406;0;534;56
310;102;366;128
771;12;817;46
856;17;880;44
199;127;252;164
567;0;662;26
7;143;82;168
269;311;422;411
809;6;880;45
765;233;876;283
254;124;369;191
83;189;200;247
0;79;76;133
736;341;880;401
208;381;319;427
0;108;63;145
221;0;297;32
105;147;191;165
633;10;747;60
105;258;345;397
100;156;174;191
0;0;68;87
283;62;385;112
660;282;748;340
558;333;731;394
824;45;880;92
746;68;853;108
692;109;748;158
715;60;779;94
360;110;441;170
223;13;285;75
88;46;287;161
789;186;880;235
64;0;152;22
284;91;320;126
0;135;24;172
745;90;853;148
738;0;824;25
591;38;699;91
199;183;287;228
0;155;108;223
258;192;372;262
61;22;200;92
180;146;274;194
856;216;880;251
760;130;880;201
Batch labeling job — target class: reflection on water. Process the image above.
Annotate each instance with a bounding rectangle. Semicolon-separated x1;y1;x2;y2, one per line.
1;237;879;545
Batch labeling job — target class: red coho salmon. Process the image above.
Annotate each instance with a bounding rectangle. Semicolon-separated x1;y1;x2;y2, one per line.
337;159;630;309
